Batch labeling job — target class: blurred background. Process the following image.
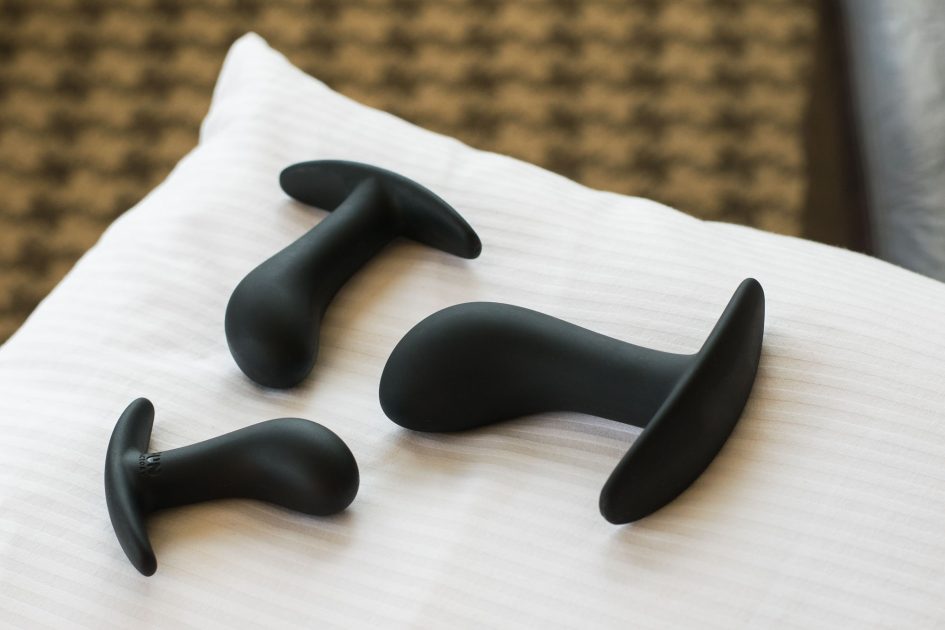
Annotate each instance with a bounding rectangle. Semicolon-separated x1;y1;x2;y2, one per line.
1;0;940;342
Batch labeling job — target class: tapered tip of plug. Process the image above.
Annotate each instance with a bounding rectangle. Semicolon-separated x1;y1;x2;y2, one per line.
280;160;481;259
135;551;158;577
224;277;320;389
275;418;361;516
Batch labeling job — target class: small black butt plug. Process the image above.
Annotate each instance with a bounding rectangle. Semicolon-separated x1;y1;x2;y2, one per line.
225;160;482;389
379;279;765;524
104;398;359;575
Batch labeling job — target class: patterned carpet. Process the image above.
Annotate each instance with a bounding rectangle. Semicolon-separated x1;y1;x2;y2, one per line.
0;0;816;342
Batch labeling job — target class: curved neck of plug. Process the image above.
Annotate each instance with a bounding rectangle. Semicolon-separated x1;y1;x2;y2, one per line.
286;178;396;316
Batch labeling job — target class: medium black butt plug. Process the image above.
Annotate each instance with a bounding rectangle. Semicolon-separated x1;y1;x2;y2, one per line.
225;160;482;389
379;279;765;524
104;398;359;576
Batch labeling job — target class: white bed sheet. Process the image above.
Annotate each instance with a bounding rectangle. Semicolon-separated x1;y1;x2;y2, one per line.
2;34;945;629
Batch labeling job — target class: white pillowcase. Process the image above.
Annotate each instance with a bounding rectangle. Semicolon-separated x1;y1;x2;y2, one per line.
2;33;945;629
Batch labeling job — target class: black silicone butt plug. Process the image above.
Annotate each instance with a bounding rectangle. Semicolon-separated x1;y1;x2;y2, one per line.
104;398;359;576
379;279;764;524
225;160;482;389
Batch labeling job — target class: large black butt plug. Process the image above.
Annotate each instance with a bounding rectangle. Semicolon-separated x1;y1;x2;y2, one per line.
379;279;765;524
104;398;359;576
225;160;482;389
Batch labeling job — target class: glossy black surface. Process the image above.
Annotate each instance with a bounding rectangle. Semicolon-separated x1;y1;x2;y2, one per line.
379;279;765;524
225;160;481;388
104;398;359;576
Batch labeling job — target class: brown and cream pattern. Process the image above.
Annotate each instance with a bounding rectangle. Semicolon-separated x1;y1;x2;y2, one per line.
0;0;815;342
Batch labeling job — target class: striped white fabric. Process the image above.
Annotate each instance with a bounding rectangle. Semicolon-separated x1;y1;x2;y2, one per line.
2;33;945;629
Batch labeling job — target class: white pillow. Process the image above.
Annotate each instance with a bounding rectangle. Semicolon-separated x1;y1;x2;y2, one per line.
2;33;944;628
